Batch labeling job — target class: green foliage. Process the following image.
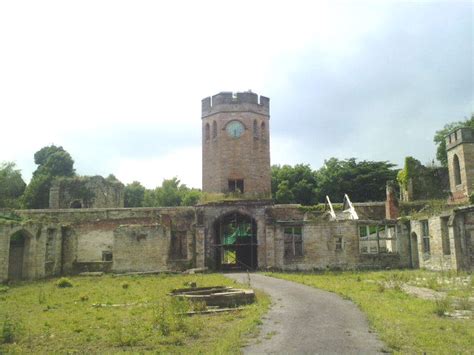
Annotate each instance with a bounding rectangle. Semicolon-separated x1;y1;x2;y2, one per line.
470;193;474;204
23;145;76;209
33;145;75;178
271;159;397;204
434;114;474;167
21;173;52;209
56;277;73;288
0;317;21;345
124;181;146;207
434;297;452;317
0;162;26;209
272;164;317;205
314;158;397;203
397;157;448;200
143;177;202;207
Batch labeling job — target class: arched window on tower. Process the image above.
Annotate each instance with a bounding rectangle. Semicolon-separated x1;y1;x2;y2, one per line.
453;154;462;185
253;120;258;138
261;121;266;140
212;121;217;139
205;123;210;141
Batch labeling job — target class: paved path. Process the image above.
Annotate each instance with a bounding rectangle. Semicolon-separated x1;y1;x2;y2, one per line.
226;273;385;354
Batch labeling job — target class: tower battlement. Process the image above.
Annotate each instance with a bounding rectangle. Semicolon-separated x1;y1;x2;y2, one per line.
202;91;270;117
446;127;474;150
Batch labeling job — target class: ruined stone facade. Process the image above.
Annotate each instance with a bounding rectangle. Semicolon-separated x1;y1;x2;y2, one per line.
49;176;124;209
408;206;474;271
0;202;415;282
1;92;473;281
202;91;271;197
446;127;474;203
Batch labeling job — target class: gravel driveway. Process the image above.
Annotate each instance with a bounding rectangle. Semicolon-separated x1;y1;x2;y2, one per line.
226;273;385;354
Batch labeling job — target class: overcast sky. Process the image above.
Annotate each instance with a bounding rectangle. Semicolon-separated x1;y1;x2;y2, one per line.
0;0;472;189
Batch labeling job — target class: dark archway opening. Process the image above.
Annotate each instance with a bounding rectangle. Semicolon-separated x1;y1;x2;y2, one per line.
70;200;82;209
213;213;258;271
8;231;26;280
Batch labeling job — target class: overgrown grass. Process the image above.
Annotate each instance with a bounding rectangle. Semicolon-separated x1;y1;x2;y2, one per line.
0;274;269;353
266;270;473;354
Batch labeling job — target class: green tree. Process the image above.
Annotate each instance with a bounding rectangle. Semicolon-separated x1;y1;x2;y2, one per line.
271;164;317;205
0;162;26;208
181;188;202;206
434;114;474;167
314;158;397;202
23;145;75;209
141;177;202;207
124;181;146;207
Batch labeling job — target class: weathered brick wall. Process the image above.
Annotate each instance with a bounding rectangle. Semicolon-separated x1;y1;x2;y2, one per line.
202;92;271;197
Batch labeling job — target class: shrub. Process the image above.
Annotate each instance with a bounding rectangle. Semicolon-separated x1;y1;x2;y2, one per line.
121;282;129;289
470;192;474;204
56;277;73;288
0;286;9;294
0;317;21;344
434;297;452;317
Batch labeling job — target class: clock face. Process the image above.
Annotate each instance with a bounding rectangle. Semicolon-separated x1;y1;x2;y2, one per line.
226;120;245;138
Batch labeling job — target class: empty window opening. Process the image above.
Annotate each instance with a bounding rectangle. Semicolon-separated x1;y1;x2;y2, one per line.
228;179;244;193
205;123;210;141
261;122;266;139
421;220;430;254
453;154;462;185
284;226;303;259
359;224;398;254
171;231;187;259
102;251;113;262
335;237;343;251
253;120;258;138
212;121;217;139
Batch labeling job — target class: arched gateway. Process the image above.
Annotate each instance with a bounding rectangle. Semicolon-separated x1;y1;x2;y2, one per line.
213;212;258;271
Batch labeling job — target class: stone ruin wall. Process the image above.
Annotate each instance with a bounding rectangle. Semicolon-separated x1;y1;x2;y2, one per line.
0;202;447;282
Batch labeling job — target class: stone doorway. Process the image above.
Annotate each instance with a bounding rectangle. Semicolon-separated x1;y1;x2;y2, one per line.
213;212;258;271
410;232;420;269
8;231;27;280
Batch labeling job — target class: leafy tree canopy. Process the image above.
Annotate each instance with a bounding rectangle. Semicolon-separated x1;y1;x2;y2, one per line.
0;162;26;208
314;158;397;203
272;164;317;205
23;145;76;209
434;114;474;167
272;159;397;205
142;177;202;207
124;181;146;207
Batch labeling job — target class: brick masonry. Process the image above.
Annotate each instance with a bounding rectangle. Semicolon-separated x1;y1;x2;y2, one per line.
202;92;271;197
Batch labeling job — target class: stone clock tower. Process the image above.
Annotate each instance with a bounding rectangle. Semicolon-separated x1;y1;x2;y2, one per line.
202;91;271;197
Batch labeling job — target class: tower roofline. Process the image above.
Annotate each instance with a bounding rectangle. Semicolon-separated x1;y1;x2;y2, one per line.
202;91;270;117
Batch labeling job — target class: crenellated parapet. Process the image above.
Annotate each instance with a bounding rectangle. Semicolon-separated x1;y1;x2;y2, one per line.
446;127;474;150
202;91;270;118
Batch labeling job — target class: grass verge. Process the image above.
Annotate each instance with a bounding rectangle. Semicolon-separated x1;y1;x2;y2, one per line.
266;270;473;354
0;273;269;353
